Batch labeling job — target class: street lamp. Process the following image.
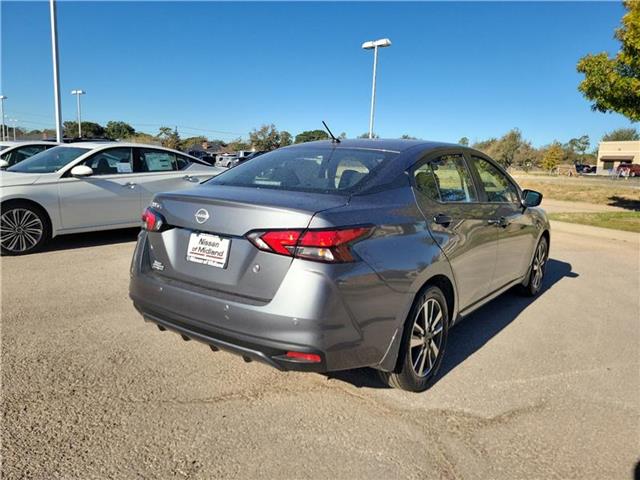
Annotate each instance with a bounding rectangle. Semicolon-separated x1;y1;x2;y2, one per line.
361;38;391;139
8;118;17;141
71;89;85;138
50;0;63;142
0;95;7;142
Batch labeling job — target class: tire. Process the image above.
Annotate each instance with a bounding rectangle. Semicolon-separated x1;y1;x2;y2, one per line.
519;236;548;297
0;201;51;255
379;286;449;392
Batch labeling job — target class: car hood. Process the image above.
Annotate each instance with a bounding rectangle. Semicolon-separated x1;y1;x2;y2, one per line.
0;171;43;187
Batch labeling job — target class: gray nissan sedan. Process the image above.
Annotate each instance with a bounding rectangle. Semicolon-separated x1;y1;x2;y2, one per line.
129;139;549;392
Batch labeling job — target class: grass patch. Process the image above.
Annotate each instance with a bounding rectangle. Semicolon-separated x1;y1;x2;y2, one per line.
512;175;640;209
548;212;640;233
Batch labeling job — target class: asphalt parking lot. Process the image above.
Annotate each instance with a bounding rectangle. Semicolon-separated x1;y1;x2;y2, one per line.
2;227;639;479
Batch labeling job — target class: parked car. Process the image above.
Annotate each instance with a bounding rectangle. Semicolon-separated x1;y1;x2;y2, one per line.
0;141;59;168
575;163;595;174
216;154;238;168
0;142;225;255
129;139;549;392
616;163;640;177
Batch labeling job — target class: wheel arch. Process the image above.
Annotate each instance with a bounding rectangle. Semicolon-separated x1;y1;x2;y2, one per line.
1;198;54;233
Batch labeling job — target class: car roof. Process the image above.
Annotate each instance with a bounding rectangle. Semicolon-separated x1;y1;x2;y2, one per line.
284;138;457;153
0;140;57;147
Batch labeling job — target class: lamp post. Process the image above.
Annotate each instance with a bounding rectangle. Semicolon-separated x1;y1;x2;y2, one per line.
9;119;17;141
0;95;7;142
361;38;391;139
50;0;63;142
71;89;85;137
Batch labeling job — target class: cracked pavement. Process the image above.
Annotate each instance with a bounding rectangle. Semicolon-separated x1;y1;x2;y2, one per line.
2;227;639;479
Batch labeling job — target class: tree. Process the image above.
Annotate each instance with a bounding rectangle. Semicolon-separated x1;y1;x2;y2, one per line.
602;127;640;141
458;137;469;146
280;131;293;147
358;132;379;139
63;121;104;138
295;129;329;143
180;136;208;151
577;1;640;121
105;121;135;140
156;126;181;150
249;124;290;150
542;142;564;172
227;138;250;151
400;134;417;140
338;132;347;140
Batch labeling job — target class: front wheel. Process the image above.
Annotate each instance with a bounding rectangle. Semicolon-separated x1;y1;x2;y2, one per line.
379;286;449;392
0;202;50;255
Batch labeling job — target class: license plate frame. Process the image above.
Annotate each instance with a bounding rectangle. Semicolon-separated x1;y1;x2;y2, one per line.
186;232;231;269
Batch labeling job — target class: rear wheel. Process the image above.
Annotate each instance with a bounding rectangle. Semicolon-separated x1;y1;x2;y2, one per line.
519;236;548;297
379;286;449;392
0;202;50;255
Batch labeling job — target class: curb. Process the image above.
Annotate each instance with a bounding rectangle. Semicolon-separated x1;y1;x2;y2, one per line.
550;220;639;244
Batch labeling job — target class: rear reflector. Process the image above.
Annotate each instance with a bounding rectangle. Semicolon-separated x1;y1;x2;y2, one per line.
286;351;322;363
247;226;372;263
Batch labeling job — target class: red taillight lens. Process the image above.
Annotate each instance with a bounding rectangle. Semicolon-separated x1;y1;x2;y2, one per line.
285;351;322;363
247;226;372;263
141;207;165;232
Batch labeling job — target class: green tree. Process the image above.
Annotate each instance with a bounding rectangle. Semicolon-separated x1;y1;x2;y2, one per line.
458;137;469;146
227;138;250;151
542;142;564;172
602;127;640;141
358;132;379;139
577;1;640;121
400;134;417;140
295;129;329;143
249;124;290;150
156;126;181;150
105;121;135;140
338;132;347;140
63;121;104;138
280;131;293;147
180;136;208;151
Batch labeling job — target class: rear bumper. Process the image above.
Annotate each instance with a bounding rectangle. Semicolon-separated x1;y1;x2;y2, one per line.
129;232;401;372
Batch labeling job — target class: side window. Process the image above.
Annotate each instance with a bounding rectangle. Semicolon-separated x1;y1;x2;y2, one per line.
419;154;477;203
82;147;133;175
4;146;48;166
413;164;440;201
470;156;519;203
176;155;192;170
136;149;177;172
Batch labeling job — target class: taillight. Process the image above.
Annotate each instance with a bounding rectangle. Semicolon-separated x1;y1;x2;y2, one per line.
247;226;372;263
141;207;165;232
285;351;322;363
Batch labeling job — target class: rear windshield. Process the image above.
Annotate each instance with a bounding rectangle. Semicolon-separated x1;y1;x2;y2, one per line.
207;147;398;194
6;146;89;173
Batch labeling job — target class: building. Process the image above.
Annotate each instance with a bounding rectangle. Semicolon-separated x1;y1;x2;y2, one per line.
596;140;640;174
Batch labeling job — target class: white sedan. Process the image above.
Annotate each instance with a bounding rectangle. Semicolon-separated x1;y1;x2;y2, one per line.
0;142;226;255
0;141;59;168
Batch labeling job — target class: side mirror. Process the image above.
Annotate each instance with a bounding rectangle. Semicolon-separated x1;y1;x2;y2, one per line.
521;189;543;208
70;165;94;177
0;159;8;169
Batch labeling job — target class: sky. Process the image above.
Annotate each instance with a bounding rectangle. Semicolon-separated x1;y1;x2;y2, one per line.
0;1;635;147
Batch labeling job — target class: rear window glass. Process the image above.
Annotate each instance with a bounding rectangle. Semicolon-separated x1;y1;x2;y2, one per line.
207;147;398;194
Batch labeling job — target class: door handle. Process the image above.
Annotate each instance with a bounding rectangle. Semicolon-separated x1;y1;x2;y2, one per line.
433;213;452;227
488;217;509;228
123;182;136;189
182;175;199;182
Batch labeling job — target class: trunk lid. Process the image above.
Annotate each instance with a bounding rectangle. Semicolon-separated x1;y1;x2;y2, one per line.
146;185;347;301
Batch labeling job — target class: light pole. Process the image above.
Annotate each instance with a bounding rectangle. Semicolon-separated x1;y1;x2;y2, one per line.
361;38;391;139
50;0;63;142
71;89;85;137
9;119;17;141
0;95;7;142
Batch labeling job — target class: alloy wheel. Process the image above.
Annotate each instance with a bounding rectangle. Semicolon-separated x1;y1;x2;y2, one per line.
409;298;444;378
531;240;547;291
0;208;44;253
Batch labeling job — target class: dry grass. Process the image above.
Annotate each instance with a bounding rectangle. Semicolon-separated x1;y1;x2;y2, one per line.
548;212;640;233
512;174;640;210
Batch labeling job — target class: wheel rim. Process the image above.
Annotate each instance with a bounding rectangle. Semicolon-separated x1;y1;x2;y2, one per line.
531;241;547;291
410;298;444;378
0;208;43;253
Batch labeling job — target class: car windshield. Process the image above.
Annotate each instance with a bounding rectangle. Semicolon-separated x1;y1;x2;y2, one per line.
6;146;89;173
208;147;398;194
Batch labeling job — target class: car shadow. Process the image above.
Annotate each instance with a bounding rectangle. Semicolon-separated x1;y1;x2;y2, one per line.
322;258;578;390
43;228;140;253
607;195;640;211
